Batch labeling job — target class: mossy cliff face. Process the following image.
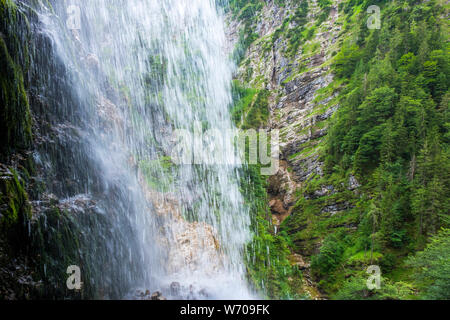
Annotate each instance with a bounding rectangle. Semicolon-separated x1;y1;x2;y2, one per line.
228;0;449;299
0;5;40;293
0;166;31;241
0;0;32;160
0;0;98;300
1;0;155;300
0;0;33;247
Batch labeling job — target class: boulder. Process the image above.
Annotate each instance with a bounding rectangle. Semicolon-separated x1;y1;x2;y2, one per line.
269;198;288;215
151;291;166;300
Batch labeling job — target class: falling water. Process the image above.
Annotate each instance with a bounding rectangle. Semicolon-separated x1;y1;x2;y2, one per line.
26;0;254;299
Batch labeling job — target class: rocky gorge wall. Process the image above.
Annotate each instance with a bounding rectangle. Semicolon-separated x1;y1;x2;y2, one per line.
227;0;449;299
0;0;104;299
1;0;142;299
227;0;346;298
2;0;256;300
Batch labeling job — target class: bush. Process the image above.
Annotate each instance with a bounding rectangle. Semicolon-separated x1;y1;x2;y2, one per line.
311;233;345;277
407;228;450;299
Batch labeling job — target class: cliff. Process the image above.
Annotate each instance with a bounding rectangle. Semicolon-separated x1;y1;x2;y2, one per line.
229;0;449;299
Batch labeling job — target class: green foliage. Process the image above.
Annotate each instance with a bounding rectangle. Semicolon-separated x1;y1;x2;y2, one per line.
407;228;450;299
139;156;175;192
285;1;309;57
232;28;260;65
242;89;270;129
227;0;264;18
311;233;345;276
333;43;363;78
0;25;32;160
315;0;332;26
231;80;270;129
229;1;264;64
241;164;302;299
231;80;300;299
307;0;450;298
224;0;449;300
326;0;449;236
232;0;449;300
144;54;167;89
231;80;258;125
333;273;413;300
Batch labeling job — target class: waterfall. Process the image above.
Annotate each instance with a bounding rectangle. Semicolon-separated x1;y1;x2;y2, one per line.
26;0;254;299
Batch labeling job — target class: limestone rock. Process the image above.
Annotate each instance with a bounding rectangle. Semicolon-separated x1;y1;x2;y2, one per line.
151;291;166;300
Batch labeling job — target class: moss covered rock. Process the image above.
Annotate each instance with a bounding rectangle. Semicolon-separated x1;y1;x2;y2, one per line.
0;0;32;161
0;166;31;246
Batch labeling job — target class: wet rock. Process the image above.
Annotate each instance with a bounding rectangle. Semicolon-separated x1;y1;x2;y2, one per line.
141;187;222;277
269;199;288;215
151;291;166;300
134;289;166;300
291;253;310;270
348;175;360;190
85;53;100;72
96;96;124;134
198;288;210;299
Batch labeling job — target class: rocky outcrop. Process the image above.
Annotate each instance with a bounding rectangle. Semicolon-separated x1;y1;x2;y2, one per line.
141;180;220;267
228;0;348;298
137;169;224;287
230;0;343;206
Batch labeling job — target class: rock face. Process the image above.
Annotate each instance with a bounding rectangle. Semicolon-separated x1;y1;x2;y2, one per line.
1;0;167;299
151;291;166;300
229;0;343;205
137;170;228;300
228;0;347;298
140;183;222;278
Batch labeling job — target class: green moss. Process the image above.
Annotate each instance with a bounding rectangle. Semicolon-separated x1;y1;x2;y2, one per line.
0;0;34;156
0;169;31;238
30;205;95;299
139;156;176;192
231;80;258;126
240;164;302;299
241;89;270;129
230;79;302;298
0;29;32;160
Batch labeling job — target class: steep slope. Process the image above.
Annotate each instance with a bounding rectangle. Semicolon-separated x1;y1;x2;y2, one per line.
229;0;449;299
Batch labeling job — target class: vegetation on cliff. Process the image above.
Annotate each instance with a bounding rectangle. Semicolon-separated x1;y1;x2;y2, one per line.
0;0;32;160
322;0;449;299
1;0;448;301
230;0;449;299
